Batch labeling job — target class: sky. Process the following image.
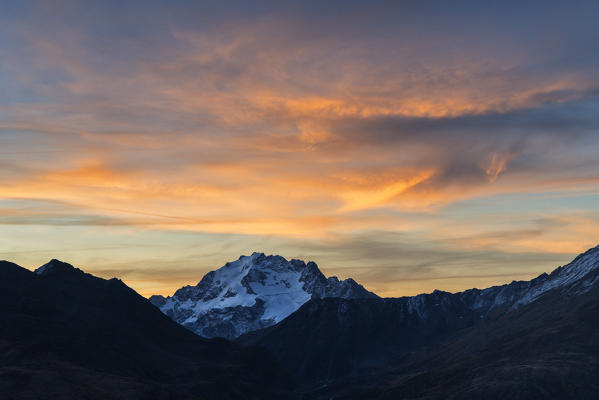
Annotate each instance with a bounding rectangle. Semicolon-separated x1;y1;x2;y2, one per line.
1;0;599;297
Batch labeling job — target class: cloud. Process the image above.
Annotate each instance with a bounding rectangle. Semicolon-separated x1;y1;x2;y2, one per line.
1;0;599;297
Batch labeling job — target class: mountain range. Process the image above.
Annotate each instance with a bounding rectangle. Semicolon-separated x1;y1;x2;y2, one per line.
149;252;377;339
0;259;295;399
2;245;599;399
239;245;599;398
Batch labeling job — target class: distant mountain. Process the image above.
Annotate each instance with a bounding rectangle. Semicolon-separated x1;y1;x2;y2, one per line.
149;252;377;339
0;259;295;400
6;247;597;399
238;245;599;398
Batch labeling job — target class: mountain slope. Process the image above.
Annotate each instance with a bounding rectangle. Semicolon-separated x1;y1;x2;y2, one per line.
0;259;296;400
150;252;377;339
239;245;599;392
313;254;599;399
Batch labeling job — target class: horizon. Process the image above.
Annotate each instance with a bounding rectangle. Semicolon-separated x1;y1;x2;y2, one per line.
2;1;599;298
11;243;599;298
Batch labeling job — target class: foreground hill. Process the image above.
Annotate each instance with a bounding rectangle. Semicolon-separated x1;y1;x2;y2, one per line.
150;252;377;339
239;245;599;399
0;259;295;400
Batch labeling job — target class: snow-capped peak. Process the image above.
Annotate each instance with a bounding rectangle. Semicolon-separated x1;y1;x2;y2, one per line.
150;253;377;339
150;245;599;340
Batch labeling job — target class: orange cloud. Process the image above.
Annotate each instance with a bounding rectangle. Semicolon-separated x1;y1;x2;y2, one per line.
2;7;599;299
338;169;436;211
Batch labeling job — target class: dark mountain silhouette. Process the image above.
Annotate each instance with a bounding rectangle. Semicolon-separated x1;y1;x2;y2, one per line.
4;245;599;399
309;270;599;399
238;245;599;399
0;259;296;400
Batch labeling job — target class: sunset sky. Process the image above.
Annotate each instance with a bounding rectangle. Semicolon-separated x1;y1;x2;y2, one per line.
1;0;599;297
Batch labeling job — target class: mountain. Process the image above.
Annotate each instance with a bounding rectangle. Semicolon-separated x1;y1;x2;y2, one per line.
311;246;599;400
0;259;296;400
238;245;599;398
149;252;377;339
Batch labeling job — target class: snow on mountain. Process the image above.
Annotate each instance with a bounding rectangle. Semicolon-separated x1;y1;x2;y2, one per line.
149;252;377;339
151;245;599;340
237;244;599;393
455;244;599;317
513;244;599;305
363;244;599;323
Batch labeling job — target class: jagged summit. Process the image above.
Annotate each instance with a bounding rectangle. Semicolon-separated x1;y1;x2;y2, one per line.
150;252;377;339
150;246;599;340
238;244;599;390
34;259;84;276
